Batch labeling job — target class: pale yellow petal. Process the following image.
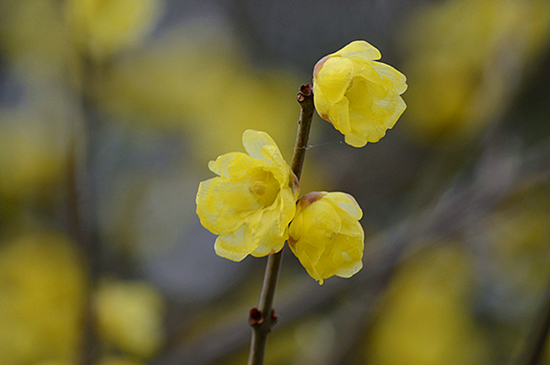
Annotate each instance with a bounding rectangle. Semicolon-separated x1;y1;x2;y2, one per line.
197;175;260;234
251;239;285;257
312;85;331;120
350;113;387;143
334;40;382;61
301;199;342;248
214;225;255;262
242;129;279;161
315;57;354;104
208;152;249;178
289;240;324;282
329;97;351;134
344;132;368;148
196;178;219;231
324;192;363;220
331;234;364;278
375;92;407;129
371;62;408;95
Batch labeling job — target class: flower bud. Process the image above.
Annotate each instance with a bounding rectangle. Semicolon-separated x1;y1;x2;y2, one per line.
313;40;407;147
289;192;364;284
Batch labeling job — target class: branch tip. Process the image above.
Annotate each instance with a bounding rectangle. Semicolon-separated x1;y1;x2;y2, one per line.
297;84;312;102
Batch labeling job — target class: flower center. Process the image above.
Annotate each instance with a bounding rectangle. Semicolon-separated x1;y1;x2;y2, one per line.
249;181;266;196
248;169;279;207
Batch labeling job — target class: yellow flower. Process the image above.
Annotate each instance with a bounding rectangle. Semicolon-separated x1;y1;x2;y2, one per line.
95;280;165;359
313;40;407;148
288;192;364;284
196;130;300;261
65;0;163;62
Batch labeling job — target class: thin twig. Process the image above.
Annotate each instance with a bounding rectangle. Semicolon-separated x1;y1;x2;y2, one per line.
247;84;315;365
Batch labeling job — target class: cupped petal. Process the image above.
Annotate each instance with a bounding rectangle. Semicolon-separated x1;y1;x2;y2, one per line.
349;111;387;144
197;177;259;235
344;132;368;148
324;192;363;220
312;85;331;120
371;61;408;95
329;232;364;278
252;239;285;257
251;207;287;250
196;178;220;232
242;129;280;162
208;152;247;177
334;40;382;61
226;153;265;177
375;91;407;129
259;145;288;181
328;97;351;134
298;199;342;248
214;225;256;262
278;188;299;230
289;240;324;283
315;57;354;104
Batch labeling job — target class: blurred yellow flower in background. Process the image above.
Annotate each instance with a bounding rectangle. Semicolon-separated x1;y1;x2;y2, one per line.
95;27;302;161
288;192;364;284
366;246;489;365
196;130;300;262
0;112;66;200
0;232;86;365
95;280;166;360
65;0;163;62
313;40;407;148
401;0;550;142
0;0;78;79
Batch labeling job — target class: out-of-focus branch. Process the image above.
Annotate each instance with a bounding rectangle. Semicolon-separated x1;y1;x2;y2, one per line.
65;54;103;365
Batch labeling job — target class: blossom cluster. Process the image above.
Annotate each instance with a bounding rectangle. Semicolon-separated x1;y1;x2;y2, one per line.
196;41;406;284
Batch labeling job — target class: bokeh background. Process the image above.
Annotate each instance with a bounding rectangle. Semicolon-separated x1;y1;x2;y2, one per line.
1;0;550;364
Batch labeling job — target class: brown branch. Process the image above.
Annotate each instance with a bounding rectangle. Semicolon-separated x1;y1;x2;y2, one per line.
247;84;315;365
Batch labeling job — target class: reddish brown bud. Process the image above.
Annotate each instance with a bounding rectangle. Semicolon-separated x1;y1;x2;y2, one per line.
249;308;263;326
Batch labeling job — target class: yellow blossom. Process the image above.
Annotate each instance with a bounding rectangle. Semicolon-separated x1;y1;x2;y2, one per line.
95;280;165;359
65;0;163;62
196;130;300;261
313;40;407;148
288;192;364;284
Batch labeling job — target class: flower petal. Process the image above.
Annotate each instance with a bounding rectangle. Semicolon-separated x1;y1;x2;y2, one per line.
313;85;331;120
208;152;246;177
289;191;365;284
214;225;256;262
325;192;363;220
329;97;351;134
242;129;279;162
334;40;382;61
315;57;354;104
371;62;408;95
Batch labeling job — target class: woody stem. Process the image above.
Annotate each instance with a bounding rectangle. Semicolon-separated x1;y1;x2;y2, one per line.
247;84;315;365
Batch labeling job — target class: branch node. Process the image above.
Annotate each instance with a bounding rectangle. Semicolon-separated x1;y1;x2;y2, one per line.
249;308;264;326
297;84;312;103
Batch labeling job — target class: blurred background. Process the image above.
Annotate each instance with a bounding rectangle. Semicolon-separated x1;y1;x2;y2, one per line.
1;0;550;364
